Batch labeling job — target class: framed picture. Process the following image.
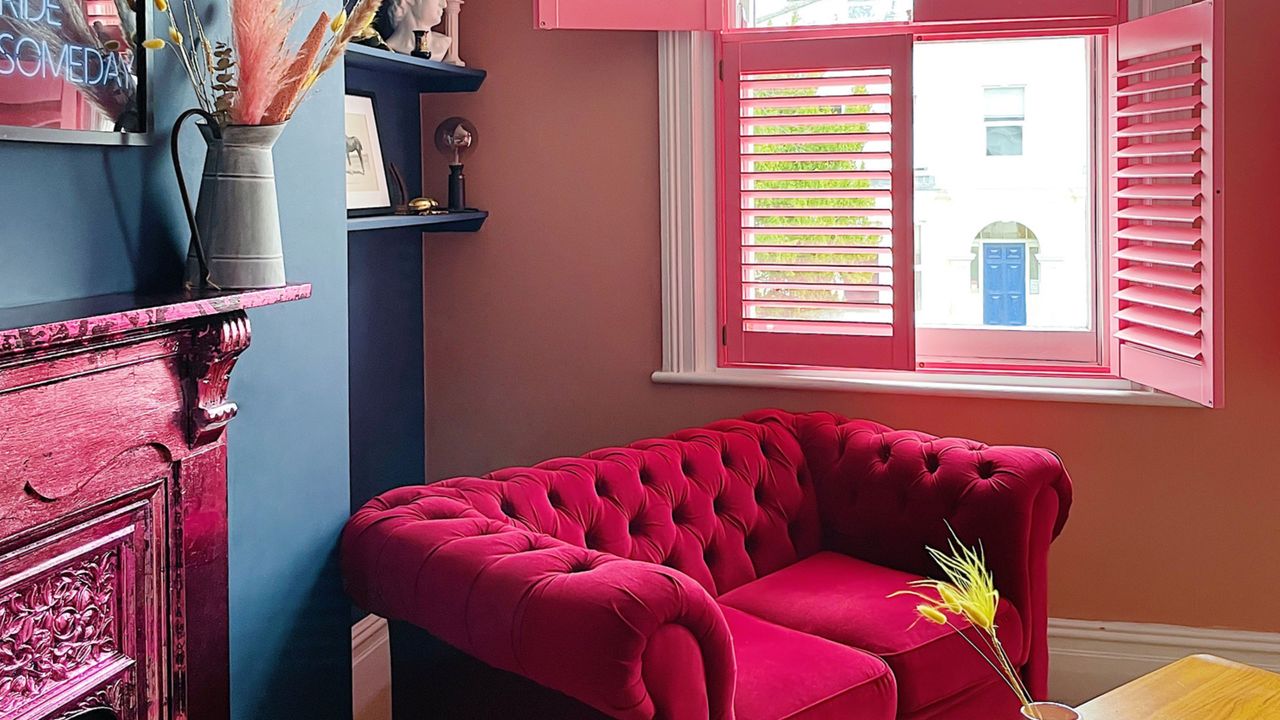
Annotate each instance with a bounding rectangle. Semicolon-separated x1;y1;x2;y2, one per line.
345;92;391;216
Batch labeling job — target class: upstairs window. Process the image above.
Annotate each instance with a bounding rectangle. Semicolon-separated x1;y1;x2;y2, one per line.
983;86;1026;156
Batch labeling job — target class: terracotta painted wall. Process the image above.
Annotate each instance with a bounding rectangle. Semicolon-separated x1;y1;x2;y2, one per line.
421;0;1280;633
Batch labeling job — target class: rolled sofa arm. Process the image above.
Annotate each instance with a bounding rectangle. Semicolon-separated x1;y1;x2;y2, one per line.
341;487;737;720
777;411;1073;699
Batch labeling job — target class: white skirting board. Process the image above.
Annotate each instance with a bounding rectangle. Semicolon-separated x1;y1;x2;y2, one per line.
351;615;1280;718
1047;618;1280;705
353;614;393;720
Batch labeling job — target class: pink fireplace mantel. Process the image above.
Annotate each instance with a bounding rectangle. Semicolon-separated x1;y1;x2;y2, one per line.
0;284;311;720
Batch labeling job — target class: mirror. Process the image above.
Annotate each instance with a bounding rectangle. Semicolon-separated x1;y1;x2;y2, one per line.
0;0;148;144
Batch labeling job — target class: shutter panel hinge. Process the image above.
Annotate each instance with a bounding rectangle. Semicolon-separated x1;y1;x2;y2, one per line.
721;325;728;346
718;60;724;81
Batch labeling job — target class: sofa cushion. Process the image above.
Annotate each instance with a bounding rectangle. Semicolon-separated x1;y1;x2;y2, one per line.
722;606;896;720
719;552;1024;714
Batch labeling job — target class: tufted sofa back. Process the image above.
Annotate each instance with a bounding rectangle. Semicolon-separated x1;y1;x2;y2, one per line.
408;412;822;596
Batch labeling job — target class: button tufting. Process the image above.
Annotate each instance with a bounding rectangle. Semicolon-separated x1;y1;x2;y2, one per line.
879;444;892;462
924;454;940;473
499;499;516;516
754;484;767;502
638;469;652;485
594;478;607;495
680;459;694;475
629;518;645;535
977;460;996;479
547;490;561;507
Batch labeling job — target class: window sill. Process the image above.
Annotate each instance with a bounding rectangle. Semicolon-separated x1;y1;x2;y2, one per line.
651;367;1196;407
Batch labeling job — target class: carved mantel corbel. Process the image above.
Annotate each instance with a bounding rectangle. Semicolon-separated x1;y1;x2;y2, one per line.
183;312;252;447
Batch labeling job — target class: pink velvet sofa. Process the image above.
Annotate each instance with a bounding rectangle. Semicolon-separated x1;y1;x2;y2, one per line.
342;410;1072;720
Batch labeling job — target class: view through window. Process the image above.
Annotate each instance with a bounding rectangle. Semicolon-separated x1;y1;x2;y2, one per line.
914;37;1094;333
737;0;912;28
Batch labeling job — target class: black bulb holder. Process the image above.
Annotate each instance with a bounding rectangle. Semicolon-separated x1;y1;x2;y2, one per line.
448;163;466;212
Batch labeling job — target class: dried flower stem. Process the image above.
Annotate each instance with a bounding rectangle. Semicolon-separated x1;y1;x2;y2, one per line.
147;0;376;126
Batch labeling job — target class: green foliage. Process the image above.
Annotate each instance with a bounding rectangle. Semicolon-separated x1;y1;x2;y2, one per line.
742;79;889;320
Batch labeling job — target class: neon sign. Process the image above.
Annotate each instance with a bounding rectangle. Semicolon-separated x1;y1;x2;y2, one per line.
0;0;131;88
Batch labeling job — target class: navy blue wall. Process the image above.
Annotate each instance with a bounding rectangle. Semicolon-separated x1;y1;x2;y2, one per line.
346;62;427;513
0;18;352;720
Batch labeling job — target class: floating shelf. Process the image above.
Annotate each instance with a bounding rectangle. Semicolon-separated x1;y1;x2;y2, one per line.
347;211;488;233
345;44;486;93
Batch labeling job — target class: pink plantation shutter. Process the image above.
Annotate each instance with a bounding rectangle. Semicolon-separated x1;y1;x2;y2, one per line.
1109;1;1222;406
722;36;914;370
535;0;722;31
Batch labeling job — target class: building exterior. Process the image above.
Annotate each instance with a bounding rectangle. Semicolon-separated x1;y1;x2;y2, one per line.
914;37;1093;330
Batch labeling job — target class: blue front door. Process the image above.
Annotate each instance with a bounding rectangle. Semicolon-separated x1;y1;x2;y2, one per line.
983;242;1027;326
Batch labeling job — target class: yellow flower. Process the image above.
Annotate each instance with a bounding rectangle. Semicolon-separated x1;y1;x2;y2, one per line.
917;604;948;625
169;27;183;44
330;9;347;32
142;38;166;50
937;583;966;614
890;525;1036;711
959;594;998;631
154;0;167;10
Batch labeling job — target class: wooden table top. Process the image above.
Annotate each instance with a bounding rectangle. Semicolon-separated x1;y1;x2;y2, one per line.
1078;654;1280;719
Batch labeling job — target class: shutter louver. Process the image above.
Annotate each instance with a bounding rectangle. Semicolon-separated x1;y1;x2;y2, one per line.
721;36;913;369
1110;1;1221;406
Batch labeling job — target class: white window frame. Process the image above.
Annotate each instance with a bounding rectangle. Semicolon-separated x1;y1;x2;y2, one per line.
653;31;1189;406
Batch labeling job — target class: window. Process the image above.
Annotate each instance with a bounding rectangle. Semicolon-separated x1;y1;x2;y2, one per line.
736;0;912;28
913;37;1094;353
539;0;1224;407
983;86;1026;156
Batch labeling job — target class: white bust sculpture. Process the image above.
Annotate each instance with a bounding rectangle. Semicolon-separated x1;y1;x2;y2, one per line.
386;0;452;59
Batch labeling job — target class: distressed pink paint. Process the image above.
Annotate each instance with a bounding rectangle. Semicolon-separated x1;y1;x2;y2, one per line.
0;286;309;720
0;284;311;356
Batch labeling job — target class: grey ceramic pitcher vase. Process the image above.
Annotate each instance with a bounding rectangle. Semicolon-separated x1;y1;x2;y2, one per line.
181;122;287;289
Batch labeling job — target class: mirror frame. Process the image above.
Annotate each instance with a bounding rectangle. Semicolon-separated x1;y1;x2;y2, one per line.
0;0;153;146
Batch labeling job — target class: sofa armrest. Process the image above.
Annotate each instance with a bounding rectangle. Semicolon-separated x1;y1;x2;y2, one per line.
341;488;736;720
789;413;1073;698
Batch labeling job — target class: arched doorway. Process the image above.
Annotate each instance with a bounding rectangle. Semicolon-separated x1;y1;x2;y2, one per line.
969;221;1040;327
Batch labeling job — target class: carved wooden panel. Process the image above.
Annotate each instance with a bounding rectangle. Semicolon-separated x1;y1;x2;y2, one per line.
0;485;163;720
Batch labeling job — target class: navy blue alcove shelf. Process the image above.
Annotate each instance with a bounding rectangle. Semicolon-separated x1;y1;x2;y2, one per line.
347;211;488;232
345;44;487;93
